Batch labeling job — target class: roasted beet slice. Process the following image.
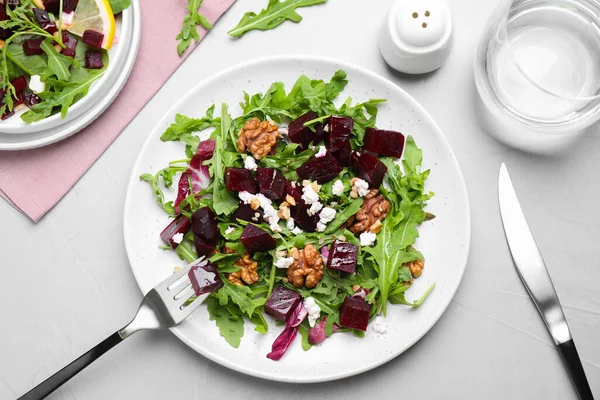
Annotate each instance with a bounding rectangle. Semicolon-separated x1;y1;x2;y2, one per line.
84;51;104;69
326;116;353;153
297;153;343;184
23;38;44;56
42;0;59;13
188;259;223;296
264;285;302;322
291;200;319;232
230;202;264;223
22;90;41;107
225;167;257;193
10;76;27;93
60;32;78;58
160;215;191;249
240;224;276;253
191;207;218;246
288;111;325;150
331;140;352;167
326;240;359;274
0;9;10;40
63;0;78;13
364;128;405;158
339;296;372;331
7;0;20;9
194;236;215;258
285;181;303;203
351;152;387;188
256;168;286;200
33;8;57;33
82;29;104;48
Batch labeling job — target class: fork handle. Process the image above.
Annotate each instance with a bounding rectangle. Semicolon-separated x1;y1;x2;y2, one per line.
17;332;124;400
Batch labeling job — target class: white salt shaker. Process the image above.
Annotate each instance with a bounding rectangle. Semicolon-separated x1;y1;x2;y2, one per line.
379;0;453;74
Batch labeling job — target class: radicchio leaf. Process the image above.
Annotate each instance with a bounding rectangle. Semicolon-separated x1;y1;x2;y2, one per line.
308;315;340;345
266;302;307;361
352;288;371;301
174;139;215;214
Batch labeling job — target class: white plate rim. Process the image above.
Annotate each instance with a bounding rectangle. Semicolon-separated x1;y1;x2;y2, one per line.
0;1;142;150
123;54;471;383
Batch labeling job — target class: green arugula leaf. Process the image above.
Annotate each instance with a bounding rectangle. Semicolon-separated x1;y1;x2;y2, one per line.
298;323;313;351
324;198;363;234
216;281;266;317
140;166;186;216
228;0;328;38
206;296;245;348
211;104;239;216
325;70;348;101
108;0;131;14
40;39;74;81
160;106;218;144
176;0;213;56
5;44;46;76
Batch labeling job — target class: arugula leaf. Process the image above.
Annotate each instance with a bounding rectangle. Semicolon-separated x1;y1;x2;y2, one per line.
140;166;186;215
161;107;218;143
108;0;131;14
216;281;266;318
324;198;363;234
40;39;74;81
176;0;213;56
206;296;245;348
325;70;348;101
261;142;313;179
5;44;46;76
229;0;328;38
211;104;239;216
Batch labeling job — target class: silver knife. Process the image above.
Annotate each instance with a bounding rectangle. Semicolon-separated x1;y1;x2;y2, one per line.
498;163;594;400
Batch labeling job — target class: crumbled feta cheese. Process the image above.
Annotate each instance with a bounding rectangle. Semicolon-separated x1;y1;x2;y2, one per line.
275;257;294;269
316;222;327;232
302;180;312;187
310;145;316;151
302;185;320;204
286;218;295;230
309;201;323;215
172;233;184;244
315;146;327;158
372;316;388;334
278;126;289;136
239;192;280;231
292;227;304;235
352;178;370;197
323;124;329;132
319;207;336;224
224;226;236;235
332;180;345;196
304;297;321;327
360;232;377;246
244;156;257;171
252;213;260;221
28;75;45;93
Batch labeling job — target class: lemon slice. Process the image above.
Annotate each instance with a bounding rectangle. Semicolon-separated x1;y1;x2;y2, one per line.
67;0;116;50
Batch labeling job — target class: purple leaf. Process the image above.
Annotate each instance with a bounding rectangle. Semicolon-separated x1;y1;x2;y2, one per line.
308;316;340;345
266;302;307;361
174;139;215;214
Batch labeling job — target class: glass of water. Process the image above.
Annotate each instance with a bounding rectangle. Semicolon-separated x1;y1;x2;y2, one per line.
474;0;600;153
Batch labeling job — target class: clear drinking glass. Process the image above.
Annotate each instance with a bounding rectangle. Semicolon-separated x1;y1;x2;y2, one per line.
474;0;600;153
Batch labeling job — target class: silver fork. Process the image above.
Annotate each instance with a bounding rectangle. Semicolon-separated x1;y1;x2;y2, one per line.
17;257;210;400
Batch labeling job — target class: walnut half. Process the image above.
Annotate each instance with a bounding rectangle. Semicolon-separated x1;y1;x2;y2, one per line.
347;189;391;234
287;244;324;289
404;259;424;279
237;118;279;160
228;252;259;286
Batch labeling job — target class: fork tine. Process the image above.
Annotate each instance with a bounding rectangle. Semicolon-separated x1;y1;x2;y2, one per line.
154;256;205;292
178;292;208;315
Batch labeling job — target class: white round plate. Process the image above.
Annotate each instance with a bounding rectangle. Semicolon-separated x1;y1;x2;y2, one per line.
0;1;141;150
124;55;470;383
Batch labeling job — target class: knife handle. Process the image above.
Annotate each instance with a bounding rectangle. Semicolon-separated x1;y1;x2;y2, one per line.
557;339;595;400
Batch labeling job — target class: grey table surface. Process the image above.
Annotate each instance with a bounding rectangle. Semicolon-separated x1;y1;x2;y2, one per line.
1;0;599;399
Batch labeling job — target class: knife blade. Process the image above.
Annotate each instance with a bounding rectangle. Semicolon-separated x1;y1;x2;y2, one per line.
498;163;594;400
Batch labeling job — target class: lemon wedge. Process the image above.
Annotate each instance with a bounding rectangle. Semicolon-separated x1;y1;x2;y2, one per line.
67;0;116;50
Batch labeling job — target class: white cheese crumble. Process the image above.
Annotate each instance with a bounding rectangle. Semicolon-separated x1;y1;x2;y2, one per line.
301;184;320;204
292;227;304;235
286;218;296;230
224;226;236;235
238;192;280;232
28;75;45;93
332;180;345;196
309;201;323;216
353;178;370;197
319;207;336;224
323;124;330;132
360;232;377;246
372;316;388;334
275;257;294;269
316;222;327;232
315;146;327;158
243;156;257;171
172;233;184;244
304;297;321;327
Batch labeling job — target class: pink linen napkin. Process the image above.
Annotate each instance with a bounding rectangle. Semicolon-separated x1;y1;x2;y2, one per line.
0;0;236;223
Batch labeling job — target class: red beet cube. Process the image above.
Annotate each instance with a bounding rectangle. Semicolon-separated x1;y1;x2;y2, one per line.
285;181;303;203
7;0;20;9
194;236;215;258
188;259;223;296
160;215;191;249
364;128;405;158
297;153;343;184
23;91;42;107
240;224;276;253
82;29;104;48
351;152;387;188
331;140;352;167
225;167;257;193
63;0;78;13
33;8;57;33
339;296;372;331
326;240;359;274
23;38;44;56
10;76;27;93
60;32;78;58
256;168;286;200
230;203;263;223
291;199;319;232
288;111;324;150
326;116;353;153
264;285;302;322
84;51;104;69
191;207;218;246
0;10;10;40
42;0;59;13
